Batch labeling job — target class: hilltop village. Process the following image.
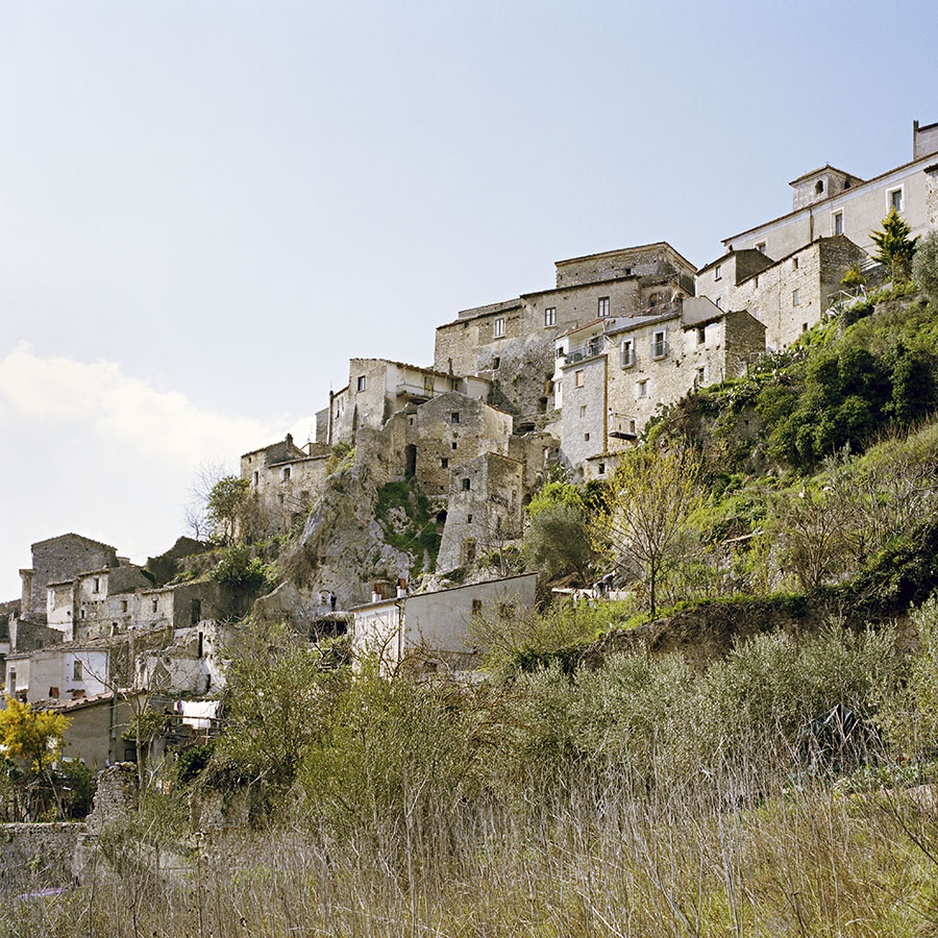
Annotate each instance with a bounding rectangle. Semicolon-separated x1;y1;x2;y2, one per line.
3;118;938;767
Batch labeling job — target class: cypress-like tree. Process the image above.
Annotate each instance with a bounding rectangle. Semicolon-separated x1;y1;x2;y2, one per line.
870;207;918;281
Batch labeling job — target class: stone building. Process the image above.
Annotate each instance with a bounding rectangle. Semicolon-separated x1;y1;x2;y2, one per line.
436;453;524;573
5;641;112;704
554;297;765;476
433;243;697;426
46;565;153;642
405;391;514;496
317;358;490;447
697;236;867;349
715;119;938;266
20;534;120;620
241;434;330;537
350;572;538;672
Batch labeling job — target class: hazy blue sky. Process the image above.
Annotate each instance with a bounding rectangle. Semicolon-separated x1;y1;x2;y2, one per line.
2;1;937;597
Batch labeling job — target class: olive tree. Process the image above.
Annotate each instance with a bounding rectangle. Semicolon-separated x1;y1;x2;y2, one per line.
592;447;701;616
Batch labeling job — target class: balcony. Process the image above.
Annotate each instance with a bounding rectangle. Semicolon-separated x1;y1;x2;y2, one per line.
565;339;604;365
608;413;638;440
620;345;635;368
651;338;669;360
396;382;437;402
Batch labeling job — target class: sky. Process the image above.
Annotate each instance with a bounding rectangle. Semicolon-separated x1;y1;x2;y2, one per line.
2;0;938;598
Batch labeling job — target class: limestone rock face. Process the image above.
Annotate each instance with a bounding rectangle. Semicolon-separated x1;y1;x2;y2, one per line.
291;462;413;609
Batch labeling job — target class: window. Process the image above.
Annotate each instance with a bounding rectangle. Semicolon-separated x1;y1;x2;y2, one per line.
451;441;458;450
756;242;767;254
597;296;610;317
252;470;259;485
621;340;634;367
629;419;636;434
281;466;291;482
696;367;706;386
637;380;648;399
832;211;844;236
714;264;722;281
80;608;86;619
584;432;590;442
753;275;759;288
815;180;824;195
696;326;706;345
715;296;722;310
73;660;83;681
889;187;903;212
792;257;799;271
493;316;505;338
556;346;566;358
792;288;801;306
151;598;158;613
440;457;449;469
462;477;471;491
492;356;500;370
451;411;460;424
598;463;605;475
121;600;128;613
92;577;100;593
544;306;556;327
652;330;667;359
356;375;366;392
467;514;473;524
575;370;584;388
579;405;587;418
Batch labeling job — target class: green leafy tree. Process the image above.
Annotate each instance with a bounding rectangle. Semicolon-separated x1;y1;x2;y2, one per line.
871;207;918;281
207;476;251;545
592;448;701;616
912;229;938;302
210;624;346;802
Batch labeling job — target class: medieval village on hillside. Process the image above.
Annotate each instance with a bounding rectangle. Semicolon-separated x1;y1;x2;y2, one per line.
3;118;938;772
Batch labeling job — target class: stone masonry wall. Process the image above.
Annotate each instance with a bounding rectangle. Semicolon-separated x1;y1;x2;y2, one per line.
0;822;85;897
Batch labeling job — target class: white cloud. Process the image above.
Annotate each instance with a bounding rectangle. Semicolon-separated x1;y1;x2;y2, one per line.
0;344;307;599
0;343;301;463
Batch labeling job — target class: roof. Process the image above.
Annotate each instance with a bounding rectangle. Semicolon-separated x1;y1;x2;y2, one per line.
554;240;697;273
350;357;464;380
723;151;937;247
31;533;117;553
788;163;859;186
439;300;524;328
36;691;116;713
350;572;538;612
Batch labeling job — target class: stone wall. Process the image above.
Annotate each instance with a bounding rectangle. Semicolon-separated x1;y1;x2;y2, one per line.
410;392;512;496
28;535;119;617
730;237;865;349
0;822;84;897
437;454;523;572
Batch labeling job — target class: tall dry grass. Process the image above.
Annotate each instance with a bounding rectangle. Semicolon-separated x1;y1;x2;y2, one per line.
5;611;938;937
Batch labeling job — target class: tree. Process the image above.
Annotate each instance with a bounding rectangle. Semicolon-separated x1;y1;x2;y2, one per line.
210;623;346;800
912;229;938;302
523;503;595;581
592;448;701;616
523;482;596;581
207;476;251;545
0;696;71;773
870;207;918;281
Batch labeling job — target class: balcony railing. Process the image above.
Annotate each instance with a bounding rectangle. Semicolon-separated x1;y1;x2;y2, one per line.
566;340;604;365
651;338;669;359
620;346;635;368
